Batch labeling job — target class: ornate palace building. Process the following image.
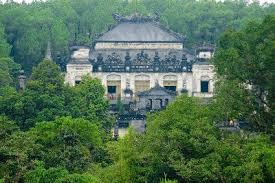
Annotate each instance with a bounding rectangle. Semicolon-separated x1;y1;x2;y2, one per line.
65;14;215;104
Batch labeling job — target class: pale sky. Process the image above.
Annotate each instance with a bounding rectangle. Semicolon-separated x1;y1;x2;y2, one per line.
3;0;275;4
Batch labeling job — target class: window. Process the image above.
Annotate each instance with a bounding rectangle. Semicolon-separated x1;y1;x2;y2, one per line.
163;80;177;91
107;80;121;96
201;81;209;93
108;86;116;94
164;86;176;91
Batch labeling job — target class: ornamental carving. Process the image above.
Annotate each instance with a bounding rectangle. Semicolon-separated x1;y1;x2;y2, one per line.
135;74;150;81
162;52;180;65
106;52;123;65
163;75;177;81
107;74;121;81
134;51;152;65
201;76;210;81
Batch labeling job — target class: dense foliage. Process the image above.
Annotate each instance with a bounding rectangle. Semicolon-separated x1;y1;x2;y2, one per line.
100;96;274;182
0;59;112;182
213;15;275;134
0;1;274;182
0;0;274;73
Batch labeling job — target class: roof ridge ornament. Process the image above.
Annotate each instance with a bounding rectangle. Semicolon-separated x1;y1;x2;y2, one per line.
112;13;160;23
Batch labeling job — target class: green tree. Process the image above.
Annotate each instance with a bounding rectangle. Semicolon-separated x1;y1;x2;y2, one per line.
0;115;19;143
142;95;220;182
28;58;64;91
0;116;104;182
0;131;40;182
0;59;66;129
24;161;69;183
0;24;11;57
0;57;20;76
67;75;111;132
95;129;148;183
211;79;252;122
216;133;275;182
0;57;20;87
213;15;275;133
102;96;275;182
28;117;102;172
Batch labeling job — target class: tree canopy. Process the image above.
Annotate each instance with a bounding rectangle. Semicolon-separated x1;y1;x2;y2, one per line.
213;15;275;133
0;1;274;182
0;0;274;73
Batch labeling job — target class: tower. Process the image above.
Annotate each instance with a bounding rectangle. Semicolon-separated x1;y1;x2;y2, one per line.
18;70;26;91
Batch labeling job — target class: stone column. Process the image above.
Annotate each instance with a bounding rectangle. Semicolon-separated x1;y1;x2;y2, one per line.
186;73;193;96
101;73;108;96
177;73;183;93
150;74;155;88
130;74;135;97
121;73;127;98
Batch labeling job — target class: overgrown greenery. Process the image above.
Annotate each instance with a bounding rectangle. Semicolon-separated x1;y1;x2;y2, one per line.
0;0;274;73
0;0;274;182
213;14;275;134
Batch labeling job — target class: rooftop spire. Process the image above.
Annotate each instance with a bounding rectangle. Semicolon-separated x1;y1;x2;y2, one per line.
45;41;52;60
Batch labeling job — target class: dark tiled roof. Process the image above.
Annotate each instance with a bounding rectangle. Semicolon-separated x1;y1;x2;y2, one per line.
97;22;183;42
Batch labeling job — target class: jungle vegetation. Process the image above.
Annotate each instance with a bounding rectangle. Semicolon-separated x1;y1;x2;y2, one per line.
0;0;274;182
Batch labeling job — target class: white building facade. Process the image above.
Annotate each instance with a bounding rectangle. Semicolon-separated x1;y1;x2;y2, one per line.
65;14;215;100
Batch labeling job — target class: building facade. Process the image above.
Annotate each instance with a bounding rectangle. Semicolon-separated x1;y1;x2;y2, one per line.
65;13;215;101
